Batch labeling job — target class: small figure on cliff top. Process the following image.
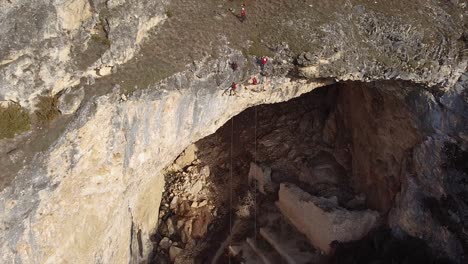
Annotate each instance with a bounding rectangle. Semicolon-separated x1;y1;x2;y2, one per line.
240;6;246;22
251;76;258;85
223;82;238;96
230;82;238;96
260;56;268;72
231;61;238;71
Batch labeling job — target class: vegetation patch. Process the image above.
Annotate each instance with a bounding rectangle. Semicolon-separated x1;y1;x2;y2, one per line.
34;95;61;125
90;33;111;48
165;9;173;18
0;103;31;139
244;35;274;58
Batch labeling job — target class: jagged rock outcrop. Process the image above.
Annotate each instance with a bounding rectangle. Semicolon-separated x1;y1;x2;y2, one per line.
0;0;167;110
0;0;467;263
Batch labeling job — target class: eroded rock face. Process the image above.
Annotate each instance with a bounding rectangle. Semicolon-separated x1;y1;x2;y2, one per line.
330;77;468;261
335;81;423;211
0;0;167;110
388;74;468;261
0;49;331;263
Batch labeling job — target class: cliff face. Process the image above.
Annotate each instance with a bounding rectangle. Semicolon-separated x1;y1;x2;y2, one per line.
0;0;467;263
335;78;468;260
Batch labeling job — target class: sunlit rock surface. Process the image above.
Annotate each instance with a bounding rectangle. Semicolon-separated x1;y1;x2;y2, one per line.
0;0;467;263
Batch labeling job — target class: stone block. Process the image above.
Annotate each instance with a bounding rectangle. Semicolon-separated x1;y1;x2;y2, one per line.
276;183;379;254
248;162;273;194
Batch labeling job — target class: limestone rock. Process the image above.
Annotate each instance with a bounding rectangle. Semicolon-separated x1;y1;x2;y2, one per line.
172;144;198;171
170;197;179;210
169;246;183;262
159;237;171;250
0;1;467;262
276;183;379;254
337;82;423;211
191;209;213;239
166;218;175;236
198;200;207;207
57;87;85;115
95;65;114;77
0;0;168;111
181;220;193;244
248;162;273;194
188;180;203;197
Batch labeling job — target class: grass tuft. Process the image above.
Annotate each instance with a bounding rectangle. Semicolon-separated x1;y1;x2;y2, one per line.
165;9;173;18
34;96;61;125
0;103;31;139
91;34;111;48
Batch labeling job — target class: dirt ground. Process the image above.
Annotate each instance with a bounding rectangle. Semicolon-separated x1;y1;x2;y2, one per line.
91;0;461;95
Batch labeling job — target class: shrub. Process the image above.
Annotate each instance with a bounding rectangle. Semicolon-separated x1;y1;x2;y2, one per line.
0;103;30;139
34;95;60;125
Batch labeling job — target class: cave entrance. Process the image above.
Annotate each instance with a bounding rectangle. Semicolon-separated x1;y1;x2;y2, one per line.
150;81;455;264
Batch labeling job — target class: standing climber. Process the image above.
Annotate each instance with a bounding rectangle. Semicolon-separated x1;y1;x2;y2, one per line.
230;82;238;96
231;61;239;71
240;6;246;22
252;76;258;85
222;82;237;96
260;56;268;72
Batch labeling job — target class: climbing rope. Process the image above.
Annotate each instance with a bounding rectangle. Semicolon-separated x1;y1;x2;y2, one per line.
254;105;258;242
229;117;234;264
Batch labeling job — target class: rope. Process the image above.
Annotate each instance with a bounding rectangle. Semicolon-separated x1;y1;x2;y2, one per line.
229;117;234;264
254;105;258;242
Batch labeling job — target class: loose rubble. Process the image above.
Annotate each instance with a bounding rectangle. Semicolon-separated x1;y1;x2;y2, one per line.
152;162;216;263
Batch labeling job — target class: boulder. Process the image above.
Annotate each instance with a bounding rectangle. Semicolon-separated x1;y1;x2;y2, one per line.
172;144;198;171
159;237;171;250
169;246;183;262
166;218;175;236
57;86;85;115
248;162;273;194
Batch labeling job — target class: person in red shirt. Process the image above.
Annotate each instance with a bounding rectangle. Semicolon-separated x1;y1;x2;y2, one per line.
223;82;238;96
252;77;258;85
230;82;237;96
260;56;268;72
240;7;246;22
231;62;238;71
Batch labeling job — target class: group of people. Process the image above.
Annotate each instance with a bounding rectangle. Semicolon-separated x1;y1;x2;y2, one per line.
225;56;268;96
223;3;270;96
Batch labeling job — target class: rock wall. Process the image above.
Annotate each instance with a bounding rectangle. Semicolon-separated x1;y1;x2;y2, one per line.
0;0;167;110
0;0;467;263
0;49;331;263
329;77;468;261
335;82;423;211
389;74;468;261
